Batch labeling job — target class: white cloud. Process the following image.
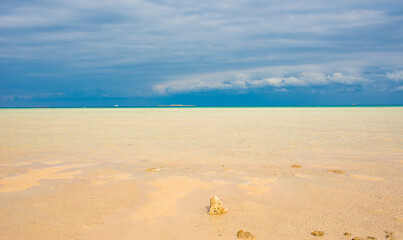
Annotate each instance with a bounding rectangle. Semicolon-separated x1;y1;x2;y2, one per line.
250;76;307;87
386;70;403;82
394;86;403;91
153;64;367;94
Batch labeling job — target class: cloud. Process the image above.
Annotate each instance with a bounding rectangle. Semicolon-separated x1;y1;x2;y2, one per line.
394;86;403;91
153;64;367;94
386;70;403;82
0;0;399;64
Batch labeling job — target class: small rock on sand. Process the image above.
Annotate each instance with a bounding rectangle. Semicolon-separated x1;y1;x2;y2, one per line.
311;231;325;236
366;237;377;240
385;231;397;240
291;164;302;168
344;232;352;236
208;196;228;215
327;169;346;174
237;230;255;240
145;168;161;172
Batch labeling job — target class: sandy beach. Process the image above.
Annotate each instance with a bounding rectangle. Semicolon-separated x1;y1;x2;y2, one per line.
0;107;402;240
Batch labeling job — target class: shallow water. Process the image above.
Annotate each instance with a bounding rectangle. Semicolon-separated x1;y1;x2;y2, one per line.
0;107;402;239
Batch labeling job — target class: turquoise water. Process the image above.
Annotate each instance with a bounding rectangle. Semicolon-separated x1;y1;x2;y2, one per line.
1;105;402;109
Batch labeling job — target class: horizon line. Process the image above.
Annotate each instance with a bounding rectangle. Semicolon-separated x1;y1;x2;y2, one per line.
1;104;403;109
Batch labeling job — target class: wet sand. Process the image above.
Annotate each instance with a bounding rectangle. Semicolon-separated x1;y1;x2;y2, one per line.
0;107;402;239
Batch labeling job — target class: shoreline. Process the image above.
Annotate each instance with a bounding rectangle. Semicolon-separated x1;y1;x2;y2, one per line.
1;105;403;109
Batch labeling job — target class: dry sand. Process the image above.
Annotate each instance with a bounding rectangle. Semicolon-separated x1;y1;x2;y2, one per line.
0;107;402;240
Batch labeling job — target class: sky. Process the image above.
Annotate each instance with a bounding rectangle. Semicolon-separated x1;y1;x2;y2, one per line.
0;0;403;107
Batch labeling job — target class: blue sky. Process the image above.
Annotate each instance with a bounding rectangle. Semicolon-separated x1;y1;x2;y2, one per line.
0;0;402;106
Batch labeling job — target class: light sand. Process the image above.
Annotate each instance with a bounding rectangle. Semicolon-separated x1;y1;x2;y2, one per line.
0;107;402;239
350;174;387;182
0;164;86;193
237;177;277;195
132;176;210;222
